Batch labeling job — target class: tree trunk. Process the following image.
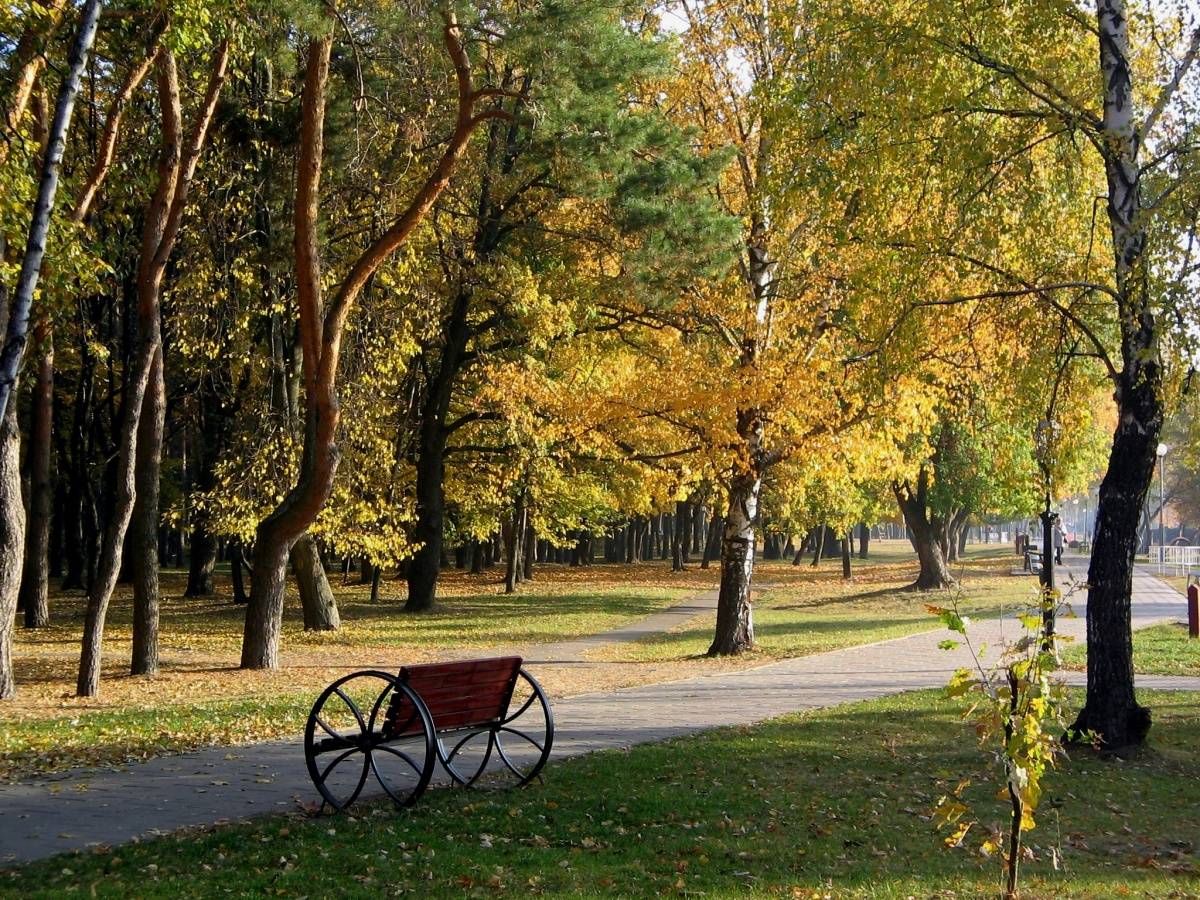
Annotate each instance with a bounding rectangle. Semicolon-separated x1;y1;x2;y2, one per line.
242;531;291;667
810;526;825;567
405;289;469;611
185;519;218;596
841;531;852;579
522;520;535;581
130;347;164;675
1068;0;1162;749
1;1;101;696
671;500;688;571
79;46;228;696
947;509;968;563
242;20;494;663
0;403;27;698
701;513;722;569
763;533;780;560
857;522;869;560
893;470;955;590
19;325;52;628
708;469;759;656
1069;375;1157;750
0;0;103;418
230;540;249;604
291;532;339;631
504;494;526;594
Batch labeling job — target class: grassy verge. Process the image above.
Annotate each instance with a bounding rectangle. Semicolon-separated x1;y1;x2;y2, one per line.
1062;622;1200;677
0;695;313;781
598;551;1034;663
3;689;1197;898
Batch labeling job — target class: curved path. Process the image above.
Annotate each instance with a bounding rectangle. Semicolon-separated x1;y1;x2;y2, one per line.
1;558;1195;865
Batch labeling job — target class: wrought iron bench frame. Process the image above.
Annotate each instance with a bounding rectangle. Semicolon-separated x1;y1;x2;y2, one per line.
303;656;554;811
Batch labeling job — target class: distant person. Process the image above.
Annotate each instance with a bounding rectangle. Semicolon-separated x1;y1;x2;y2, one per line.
1053;519;1065;565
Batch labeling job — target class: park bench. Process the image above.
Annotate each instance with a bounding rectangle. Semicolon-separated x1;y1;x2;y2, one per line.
303;656;554;811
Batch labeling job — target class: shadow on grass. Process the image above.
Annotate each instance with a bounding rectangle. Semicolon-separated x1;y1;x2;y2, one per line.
4;689;1197;898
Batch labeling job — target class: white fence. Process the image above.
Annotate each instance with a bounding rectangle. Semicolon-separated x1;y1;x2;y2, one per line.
1150;545;1200;574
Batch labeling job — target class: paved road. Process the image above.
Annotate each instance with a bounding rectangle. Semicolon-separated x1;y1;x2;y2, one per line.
1;559;1195;865
523;588;721;664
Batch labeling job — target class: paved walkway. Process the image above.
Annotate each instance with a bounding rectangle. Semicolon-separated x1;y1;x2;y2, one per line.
1;558;1195;864
523;588;720;664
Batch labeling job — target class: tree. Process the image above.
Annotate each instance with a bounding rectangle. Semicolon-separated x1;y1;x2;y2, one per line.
658;0;920;654
19;32;163;630
400;0;731;612
0;0;104;700
240;10;511;668
77;35;230;695
867;0;1200;746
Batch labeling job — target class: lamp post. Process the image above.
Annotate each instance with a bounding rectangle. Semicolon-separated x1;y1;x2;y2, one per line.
1157;443;1168;571
1034;418;1060;652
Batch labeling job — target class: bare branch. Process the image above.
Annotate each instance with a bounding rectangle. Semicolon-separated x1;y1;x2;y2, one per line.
1142;25;1200;142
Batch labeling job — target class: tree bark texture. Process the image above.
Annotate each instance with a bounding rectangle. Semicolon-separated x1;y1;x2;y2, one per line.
893;470;954;590
709;469;759;656
0;403;27;698
130;347;164;675
291;533;339;631
79;45;228;696
19;318;52;628
1070;0;1164;748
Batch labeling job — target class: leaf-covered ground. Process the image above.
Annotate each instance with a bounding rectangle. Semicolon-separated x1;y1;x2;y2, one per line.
2;689;1197;898
1;566;694;780
1;543;1028;781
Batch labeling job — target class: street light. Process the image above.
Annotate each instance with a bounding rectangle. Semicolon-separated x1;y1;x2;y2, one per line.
1034;417;1060;652
1157;443;1169;570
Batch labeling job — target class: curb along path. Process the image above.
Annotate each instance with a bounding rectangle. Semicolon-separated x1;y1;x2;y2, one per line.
0;562;1194;864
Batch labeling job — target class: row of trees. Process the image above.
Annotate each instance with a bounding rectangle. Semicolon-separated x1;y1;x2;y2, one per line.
0;0;1196;747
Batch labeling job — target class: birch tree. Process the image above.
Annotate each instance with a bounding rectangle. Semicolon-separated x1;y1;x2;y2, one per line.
0;0;103;700
864;0;1200;746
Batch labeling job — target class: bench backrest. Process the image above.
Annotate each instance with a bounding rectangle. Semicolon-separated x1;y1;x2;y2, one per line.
387;656;523;735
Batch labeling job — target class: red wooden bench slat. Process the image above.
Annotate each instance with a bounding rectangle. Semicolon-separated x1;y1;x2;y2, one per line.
405;684;512;710
390;657;522;735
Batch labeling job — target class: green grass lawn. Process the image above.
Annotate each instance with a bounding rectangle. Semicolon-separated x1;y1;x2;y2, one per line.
4;689;1197;898
601;554;1036;663
1062;622;1200;677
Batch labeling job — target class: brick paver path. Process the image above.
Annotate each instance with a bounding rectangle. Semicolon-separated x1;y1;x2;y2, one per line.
1;558;1196;864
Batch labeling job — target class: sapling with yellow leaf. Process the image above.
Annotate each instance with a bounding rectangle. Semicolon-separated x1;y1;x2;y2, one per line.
930;584;1088;899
